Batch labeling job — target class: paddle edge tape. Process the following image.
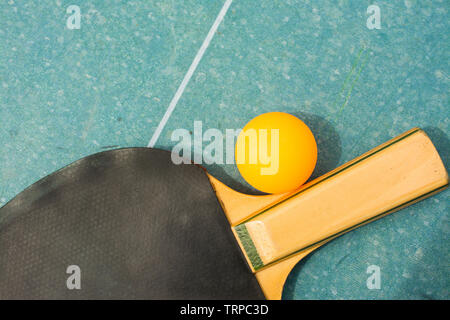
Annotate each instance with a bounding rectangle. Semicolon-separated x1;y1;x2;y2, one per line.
234;127;449;271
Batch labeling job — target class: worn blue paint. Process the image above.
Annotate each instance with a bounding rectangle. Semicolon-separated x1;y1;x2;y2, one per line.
0;0;448;299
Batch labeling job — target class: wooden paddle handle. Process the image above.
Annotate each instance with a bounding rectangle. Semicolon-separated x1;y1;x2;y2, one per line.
233;128;448;271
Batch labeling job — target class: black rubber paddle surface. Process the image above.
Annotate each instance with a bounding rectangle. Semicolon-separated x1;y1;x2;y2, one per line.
0;148;264;299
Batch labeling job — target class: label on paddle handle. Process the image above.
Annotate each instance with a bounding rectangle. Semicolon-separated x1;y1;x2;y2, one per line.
233;128;449;271
234;221;277;270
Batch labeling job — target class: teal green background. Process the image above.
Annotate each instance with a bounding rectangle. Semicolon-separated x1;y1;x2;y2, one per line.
0;0;448;299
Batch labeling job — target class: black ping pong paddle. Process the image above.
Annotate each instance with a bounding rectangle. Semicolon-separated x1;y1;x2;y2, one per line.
0;128;447;299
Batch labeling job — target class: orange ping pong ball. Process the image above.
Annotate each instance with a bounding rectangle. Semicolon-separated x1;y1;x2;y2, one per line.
235;112;317;194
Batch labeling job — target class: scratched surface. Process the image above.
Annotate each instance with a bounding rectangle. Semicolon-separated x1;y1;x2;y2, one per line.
0;0;448;299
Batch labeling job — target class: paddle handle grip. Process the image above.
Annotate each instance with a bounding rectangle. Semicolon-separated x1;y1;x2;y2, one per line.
233;128;448;271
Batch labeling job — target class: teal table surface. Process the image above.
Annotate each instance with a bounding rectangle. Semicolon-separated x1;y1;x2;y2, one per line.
0;0;448;299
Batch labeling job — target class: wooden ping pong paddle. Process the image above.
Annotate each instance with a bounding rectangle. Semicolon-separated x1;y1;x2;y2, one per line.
0;128;447;299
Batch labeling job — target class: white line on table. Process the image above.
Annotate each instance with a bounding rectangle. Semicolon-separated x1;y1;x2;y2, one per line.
147;0;234;148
